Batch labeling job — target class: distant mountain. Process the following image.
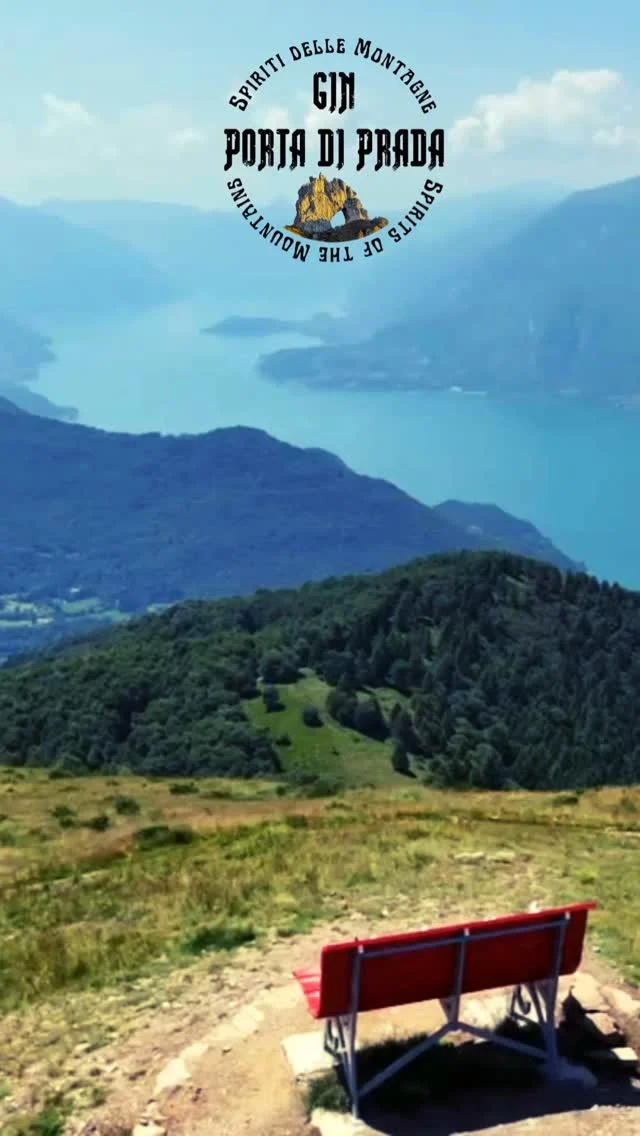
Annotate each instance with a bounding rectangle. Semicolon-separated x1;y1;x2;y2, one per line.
41;185;562;320
259;175;640;400
432;502;580;569
0;309;54;384
0;407;580;620
344;182;564;332
0;197;173;323
0;396;25;416
40;198;332;307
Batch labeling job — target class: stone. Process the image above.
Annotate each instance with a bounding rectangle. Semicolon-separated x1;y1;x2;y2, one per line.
603;985;640;1021
282;1032;336;1079
567;972;605;1012
285;174;387;243
133;1124;165;1136
154;1057;190;1094
584;1046;639;1067
310;1109;369;1135
464;994;510;1031
179;1040;209;1063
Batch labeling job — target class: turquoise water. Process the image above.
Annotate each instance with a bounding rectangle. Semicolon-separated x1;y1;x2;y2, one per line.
37;294;640;589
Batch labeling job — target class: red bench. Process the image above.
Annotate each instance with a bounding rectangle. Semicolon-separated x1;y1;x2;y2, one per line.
294;901;596;1117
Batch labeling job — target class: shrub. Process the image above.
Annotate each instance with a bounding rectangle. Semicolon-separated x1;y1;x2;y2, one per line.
302;705;323;728
353;696;388;741
260;648;299;684
553;792;580;807
294;774;342;798
169;782;199;795
392;743;411;776
85;813;111;832
263;685;284;713
51;804;77;825
134;824;195;849
4;1104;67;1136
113;794;141;815
275;733;292;746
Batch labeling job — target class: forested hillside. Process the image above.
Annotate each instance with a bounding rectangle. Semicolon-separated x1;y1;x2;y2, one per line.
1;551;638;790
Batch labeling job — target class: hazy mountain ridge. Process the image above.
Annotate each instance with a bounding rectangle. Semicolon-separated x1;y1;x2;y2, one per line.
0;196;173;324
258;175;640;399
0;405;580;658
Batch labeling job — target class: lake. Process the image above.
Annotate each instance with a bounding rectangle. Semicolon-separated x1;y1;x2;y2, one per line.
38;293;640;589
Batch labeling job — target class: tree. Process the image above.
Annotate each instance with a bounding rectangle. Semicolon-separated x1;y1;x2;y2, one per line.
260;649;298;684
353;697;388;741
302;705;323;728
391;742;411;776
262;685;284;713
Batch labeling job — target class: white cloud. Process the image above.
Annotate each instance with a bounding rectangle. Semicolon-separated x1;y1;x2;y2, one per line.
41;93;97;137
255;105;291;130
168;126;207;150
0;93;223;205
593;123;640;148
450;69;626;152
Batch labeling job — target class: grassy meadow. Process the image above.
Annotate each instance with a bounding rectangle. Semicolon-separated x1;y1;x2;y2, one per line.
2;755;640;1130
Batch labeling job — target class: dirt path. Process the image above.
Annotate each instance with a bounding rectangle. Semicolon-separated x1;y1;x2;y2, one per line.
27;910;640;1136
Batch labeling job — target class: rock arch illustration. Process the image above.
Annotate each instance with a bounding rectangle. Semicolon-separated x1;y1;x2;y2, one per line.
285;174;388;242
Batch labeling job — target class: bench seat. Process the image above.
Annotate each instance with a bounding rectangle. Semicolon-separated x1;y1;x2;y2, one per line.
293;901;596;1118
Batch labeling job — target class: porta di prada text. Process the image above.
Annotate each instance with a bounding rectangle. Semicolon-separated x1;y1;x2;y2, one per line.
224;70;444;172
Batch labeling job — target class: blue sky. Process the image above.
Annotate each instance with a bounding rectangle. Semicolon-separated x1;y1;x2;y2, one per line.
1;0;638;207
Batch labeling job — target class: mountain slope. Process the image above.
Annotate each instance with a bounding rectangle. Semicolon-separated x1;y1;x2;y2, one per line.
0;551;636;790
260;175;640;398
0;407;581;617
432;501;579;566
0;309;55;384
0;197;173;323
39;198;329;306
0;311;76;421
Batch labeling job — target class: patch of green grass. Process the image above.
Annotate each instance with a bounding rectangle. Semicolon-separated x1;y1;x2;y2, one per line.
169;782;199;795
244;675;398;787
4;1104;67;1136
181;919;256;955
305;1073;350;1114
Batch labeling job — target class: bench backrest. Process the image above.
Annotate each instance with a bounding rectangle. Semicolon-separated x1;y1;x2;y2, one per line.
316;902;596;1018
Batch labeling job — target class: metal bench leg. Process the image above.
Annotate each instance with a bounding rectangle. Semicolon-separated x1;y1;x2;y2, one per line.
324;949;364;1118
347;947;363;1117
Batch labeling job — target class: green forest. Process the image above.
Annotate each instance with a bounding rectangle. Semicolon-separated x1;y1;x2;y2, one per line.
1;550;639;790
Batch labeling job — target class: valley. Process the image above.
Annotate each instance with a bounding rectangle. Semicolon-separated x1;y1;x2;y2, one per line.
4;6;640;1135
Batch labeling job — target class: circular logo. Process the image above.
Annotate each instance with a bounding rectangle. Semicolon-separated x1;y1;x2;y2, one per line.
224;37;446;264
